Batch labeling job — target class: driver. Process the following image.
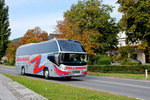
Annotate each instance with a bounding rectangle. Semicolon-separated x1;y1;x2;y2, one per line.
71;54;77;62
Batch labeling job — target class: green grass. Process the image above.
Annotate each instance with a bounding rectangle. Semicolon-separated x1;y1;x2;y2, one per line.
0;64;15;67
3;74;136;100
88;71;150;80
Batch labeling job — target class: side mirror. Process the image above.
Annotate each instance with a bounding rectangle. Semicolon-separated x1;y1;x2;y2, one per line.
47;56;55;63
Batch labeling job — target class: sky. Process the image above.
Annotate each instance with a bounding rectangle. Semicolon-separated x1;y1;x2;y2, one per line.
5;0;121;40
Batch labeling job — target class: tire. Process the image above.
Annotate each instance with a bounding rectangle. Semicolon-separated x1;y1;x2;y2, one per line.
44;69;49;79
21;67;25;76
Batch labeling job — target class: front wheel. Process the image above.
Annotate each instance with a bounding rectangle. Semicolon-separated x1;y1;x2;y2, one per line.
44;69;49;79
21;67;25;76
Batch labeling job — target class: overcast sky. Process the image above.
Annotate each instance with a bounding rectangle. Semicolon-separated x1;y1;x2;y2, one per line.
5;0;121;40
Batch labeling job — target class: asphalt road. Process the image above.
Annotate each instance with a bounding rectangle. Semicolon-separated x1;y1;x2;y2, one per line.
1;66;150;100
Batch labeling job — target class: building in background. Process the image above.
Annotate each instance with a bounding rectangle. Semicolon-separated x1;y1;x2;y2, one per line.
48;34;60;40
118;32;150;64
0;56;8;64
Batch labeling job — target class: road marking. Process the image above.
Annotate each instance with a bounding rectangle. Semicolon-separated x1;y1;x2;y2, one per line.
89;79;150;89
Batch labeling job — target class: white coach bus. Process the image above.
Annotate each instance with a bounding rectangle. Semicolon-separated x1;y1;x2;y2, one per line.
16;39;87;79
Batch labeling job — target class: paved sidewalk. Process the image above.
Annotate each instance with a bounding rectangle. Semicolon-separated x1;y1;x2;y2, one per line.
0;79;17;100
0;74;48;100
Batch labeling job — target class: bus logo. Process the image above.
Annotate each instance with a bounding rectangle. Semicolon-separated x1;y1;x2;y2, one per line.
29;55;45;74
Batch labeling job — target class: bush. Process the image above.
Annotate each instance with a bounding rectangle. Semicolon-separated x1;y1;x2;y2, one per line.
121;58;138;65
88;65;150;74
96;54;112;65
112;55;123;62
87;60;92;65
3;60;15;66
125;60;138;65
118;46;134;58
87;54;112;65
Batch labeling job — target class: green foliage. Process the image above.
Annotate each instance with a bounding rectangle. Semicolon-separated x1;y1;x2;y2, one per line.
119;46;135;58
6;40;20;65
121;58;138;65
88;72;150;80
61;0;119;53
112;55;123;62
121;58;129;65
0;0;11;60
117;0;150;47
87;55;96;65
11;37;21;43
88;65;150;74
87;60;92;65
88;54;112;65
4;61;15;66
96;54;112;65
125;60;138;65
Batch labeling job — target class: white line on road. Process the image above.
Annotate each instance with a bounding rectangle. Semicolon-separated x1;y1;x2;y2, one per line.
89;79;150;89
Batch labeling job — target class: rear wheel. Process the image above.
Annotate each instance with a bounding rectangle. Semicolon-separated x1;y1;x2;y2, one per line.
21;67;25;76
44;69;49;79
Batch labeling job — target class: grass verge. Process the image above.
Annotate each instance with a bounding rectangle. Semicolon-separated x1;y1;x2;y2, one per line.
0;64;15;67
3;74;136;100
88;71;150;80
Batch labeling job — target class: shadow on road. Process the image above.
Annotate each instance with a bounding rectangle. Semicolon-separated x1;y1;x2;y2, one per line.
21;73;84;82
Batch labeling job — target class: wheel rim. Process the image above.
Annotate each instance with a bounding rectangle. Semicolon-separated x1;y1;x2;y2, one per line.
21;68;25;75
45;70;49;78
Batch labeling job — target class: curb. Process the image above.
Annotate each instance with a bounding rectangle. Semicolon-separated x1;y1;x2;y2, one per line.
0;74;48;100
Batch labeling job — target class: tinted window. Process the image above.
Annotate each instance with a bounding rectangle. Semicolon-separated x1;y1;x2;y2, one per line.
16;40;58;56
58;40;85;52
60;53;87;66
47;53;59;65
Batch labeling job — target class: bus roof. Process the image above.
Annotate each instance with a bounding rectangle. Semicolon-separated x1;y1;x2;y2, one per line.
16;39;86;56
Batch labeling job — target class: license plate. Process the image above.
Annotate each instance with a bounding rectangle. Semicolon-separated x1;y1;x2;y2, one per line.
72;71;80;74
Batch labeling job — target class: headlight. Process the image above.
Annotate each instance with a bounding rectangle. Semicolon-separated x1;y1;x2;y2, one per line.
60;64;65;71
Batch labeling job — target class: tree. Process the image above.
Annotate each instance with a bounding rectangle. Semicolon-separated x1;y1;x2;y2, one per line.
6;40;21;65
21;27;49;45
5;27;49;65
57;0;119;55
118;46;135;58
117;0;150;51
57;20;101;55
0;0;11;60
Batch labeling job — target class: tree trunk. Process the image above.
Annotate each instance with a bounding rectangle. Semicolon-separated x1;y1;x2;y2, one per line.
128;53;130;59
148;49;150;62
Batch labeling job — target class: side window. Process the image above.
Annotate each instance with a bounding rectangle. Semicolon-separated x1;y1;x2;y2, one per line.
55;54;59;65
47;54;59;65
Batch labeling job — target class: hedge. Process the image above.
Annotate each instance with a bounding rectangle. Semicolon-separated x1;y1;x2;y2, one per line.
87;65;150;74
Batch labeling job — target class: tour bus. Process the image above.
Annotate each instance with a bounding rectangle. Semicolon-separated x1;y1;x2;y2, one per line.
16;39;87;79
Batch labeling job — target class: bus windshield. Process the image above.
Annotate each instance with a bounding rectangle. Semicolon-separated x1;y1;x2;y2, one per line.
60;53;87;65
